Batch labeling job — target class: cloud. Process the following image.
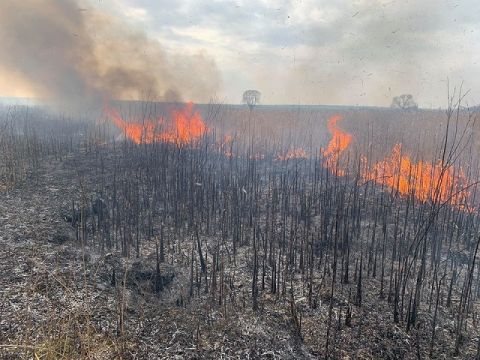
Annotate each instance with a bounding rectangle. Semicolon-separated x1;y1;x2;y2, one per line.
2;0;480;107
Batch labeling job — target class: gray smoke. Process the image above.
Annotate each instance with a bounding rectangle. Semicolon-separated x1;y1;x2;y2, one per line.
0;0;221;108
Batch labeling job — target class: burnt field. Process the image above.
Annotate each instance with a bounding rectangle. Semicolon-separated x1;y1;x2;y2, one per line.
1;101;480;359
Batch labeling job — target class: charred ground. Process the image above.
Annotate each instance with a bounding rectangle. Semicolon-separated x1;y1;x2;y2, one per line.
1;102;480;359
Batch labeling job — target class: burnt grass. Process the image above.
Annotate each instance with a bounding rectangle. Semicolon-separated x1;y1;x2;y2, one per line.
1;130;480;359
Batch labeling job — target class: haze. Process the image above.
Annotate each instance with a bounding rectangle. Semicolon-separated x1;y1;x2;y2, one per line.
0;0;479;107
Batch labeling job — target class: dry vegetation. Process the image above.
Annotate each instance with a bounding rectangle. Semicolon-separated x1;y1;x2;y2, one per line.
1;100;480;359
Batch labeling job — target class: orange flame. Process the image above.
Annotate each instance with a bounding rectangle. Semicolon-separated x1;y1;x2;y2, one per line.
362;143;471;208
106;102;207;144
322;115;352;175
322;115;472;209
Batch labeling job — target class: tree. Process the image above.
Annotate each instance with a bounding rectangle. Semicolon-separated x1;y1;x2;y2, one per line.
242;90;261;110
391;94;418;110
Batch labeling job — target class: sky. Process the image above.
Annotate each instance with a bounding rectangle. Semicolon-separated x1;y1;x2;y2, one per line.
106;0;480;108
1;0;480;108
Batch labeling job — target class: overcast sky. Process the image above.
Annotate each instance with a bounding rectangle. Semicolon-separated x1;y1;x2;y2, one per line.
1;0;480;107
96;0;480;107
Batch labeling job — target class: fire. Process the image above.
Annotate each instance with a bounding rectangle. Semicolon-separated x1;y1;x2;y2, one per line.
276;148;309;161
166;103;207;143
323;115;472;209
322;115;352;175
362;143;470;208
106;102;207;144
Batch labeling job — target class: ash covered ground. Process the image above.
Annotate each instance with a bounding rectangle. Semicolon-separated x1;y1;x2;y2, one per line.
1;104;480;359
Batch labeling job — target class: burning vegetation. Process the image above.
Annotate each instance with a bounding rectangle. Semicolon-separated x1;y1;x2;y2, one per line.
322;114;353;176
105;102;208;145
2;98;480;359
320;115;474;210
107;104;474;212
3;0;480;359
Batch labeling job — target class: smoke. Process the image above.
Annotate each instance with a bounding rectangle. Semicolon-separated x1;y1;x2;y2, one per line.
0;0;221;109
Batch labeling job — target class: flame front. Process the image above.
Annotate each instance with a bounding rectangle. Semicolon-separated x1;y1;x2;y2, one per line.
322;115;472;209
106;102;207;145
163;103;207;143
322;115;352;175
362;143;470;208
107;106;472;209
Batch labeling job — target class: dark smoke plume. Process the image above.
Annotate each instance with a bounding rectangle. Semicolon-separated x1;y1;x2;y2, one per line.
0;0;221;108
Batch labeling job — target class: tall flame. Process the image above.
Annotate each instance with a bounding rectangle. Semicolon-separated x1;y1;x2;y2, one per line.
106;102;207;144
362;143;470;208
322;115;352;175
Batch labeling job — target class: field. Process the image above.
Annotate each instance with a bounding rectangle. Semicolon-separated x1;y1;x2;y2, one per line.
1;100;480;359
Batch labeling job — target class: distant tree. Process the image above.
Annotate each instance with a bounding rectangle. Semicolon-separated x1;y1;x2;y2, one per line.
391;94;418;110
242;90;261;110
